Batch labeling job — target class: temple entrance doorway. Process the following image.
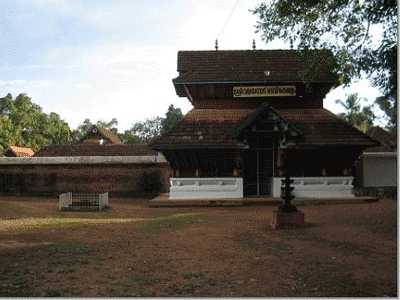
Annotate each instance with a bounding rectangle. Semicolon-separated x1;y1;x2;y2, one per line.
243;149;274;196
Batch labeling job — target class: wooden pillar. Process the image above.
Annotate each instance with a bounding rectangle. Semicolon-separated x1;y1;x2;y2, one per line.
277;147;285;176
233;151;242;177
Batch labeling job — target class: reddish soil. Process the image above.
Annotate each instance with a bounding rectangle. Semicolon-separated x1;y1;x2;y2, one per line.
0;196;397;297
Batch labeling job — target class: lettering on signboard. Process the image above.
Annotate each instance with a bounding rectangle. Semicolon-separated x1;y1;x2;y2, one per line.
233;86;296;97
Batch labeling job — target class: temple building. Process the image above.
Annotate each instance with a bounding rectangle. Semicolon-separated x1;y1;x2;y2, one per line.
152;49;378;199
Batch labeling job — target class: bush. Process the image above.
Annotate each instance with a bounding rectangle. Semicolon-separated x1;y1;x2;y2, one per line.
138;170;163;193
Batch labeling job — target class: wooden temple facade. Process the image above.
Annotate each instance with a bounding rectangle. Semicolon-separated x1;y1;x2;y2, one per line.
152;50;378;199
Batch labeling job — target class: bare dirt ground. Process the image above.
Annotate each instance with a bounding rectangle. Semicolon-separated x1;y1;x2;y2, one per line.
0;196;396;297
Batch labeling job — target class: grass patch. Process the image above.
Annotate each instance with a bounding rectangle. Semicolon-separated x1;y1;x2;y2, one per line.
234;231;292;254
0;213;206;233
278;229;377;256
344;210;397;239
0;217;146;232
140;213;206;233
287;256;394;297
163;272;218;296
46;242;92;255
0;269;34;297
107;274;161;297
0;202;34;218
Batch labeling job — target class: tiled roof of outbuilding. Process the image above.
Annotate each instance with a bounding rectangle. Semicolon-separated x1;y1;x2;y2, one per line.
173;50;338;85
5;146;35;157
34;144;157;157
96;127;122;144
152;107;378;149
80;125;122;144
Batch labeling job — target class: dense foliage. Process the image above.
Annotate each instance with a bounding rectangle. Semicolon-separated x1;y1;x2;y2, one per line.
121;104;183;144
253;0;397;131
0;92;184;153
336;94;376;133
0;93;71;152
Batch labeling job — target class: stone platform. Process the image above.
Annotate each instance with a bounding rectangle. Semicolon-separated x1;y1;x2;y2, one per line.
149;194;378;207
271;210;305;229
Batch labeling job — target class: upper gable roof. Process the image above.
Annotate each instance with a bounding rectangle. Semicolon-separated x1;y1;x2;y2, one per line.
173;50;338;88
152;107;378;150
5;146;35;157
80;125;122;144
235;103;302;139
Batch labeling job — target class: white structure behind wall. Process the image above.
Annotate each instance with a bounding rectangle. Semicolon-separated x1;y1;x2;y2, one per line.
170;177;243;199
358;152;397;187
272;177;354;198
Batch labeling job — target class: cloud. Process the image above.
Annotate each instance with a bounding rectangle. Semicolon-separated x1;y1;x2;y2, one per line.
0;80;53;88
0;0;383;132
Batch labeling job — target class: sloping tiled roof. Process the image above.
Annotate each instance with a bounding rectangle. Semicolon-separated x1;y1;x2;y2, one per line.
80;125;122;144
152;107;378;149
364;126;397;152
6;146;35;157
173;50;338;85
97;127;122;144
34;144;157;157
152;109;252;148
277;109;378;147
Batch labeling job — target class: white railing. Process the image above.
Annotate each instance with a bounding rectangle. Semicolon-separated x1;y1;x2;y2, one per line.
272;176;354;198
59;192;72;210
99;192;109;211
58;192;109;210
170;177;243;199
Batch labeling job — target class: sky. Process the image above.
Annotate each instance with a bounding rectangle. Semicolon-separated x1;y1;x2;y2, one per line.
0;0;383;131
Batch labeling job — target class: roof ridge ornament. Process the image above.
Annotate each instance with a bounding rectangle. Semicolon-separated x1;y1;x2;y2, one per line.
215;39;219;51
252;39;256;50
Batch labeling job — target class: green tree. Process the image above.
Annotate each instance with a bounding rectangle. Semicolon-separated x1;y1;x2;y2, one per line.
122;104;183;144
0;116;16;153
336;94;376;133
0;93;72;152
161;104;183;134
119;130;143;144
97;118;119;134
128;117;163;144
253;0;397;131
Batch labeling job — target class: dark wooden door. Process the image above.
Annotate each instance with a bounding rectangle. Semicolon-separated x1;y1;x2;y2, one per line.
243;149;273;196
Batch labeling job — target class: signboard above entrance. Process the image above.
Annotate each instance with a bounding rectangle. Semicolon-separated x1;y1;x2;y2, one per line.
233;86;296;98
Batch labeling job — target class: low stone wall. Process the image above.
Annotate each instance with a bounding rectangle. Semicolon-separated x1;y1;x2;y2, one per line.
0;156;171;197
272;176;354;198
169;177;243;199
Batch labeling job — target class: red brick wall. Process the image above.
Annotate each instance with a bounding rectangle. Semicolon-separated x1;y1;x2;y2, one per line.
0;163;171;197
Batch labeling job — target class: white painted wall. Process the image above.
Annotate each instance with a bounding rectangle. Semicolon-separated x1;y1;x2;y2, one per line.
170;177;243;199
272;177;354;198
360;152;397;187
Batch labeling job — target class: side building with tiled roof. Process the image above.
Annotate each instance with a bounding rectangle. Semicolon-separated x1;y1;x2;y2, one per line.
152;49;379;199
0;125;170;197
355;126;397;196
